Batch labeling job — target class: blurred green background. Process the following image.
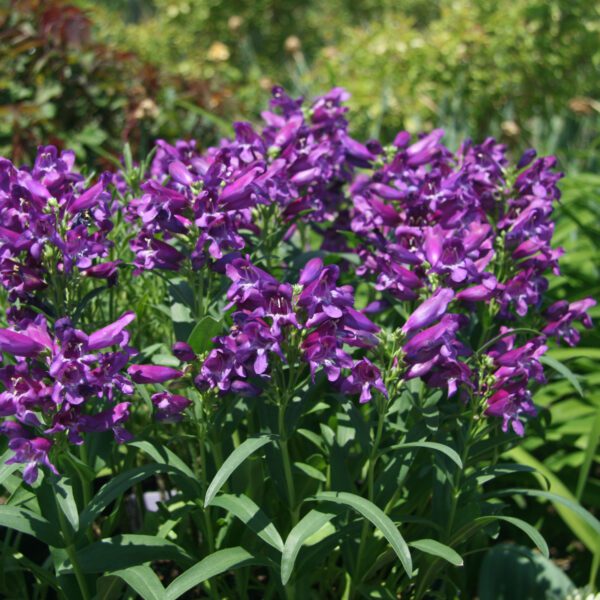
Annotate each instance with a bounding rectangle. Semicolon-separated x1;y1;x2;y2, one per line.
2;0;599;170
1;0;599;592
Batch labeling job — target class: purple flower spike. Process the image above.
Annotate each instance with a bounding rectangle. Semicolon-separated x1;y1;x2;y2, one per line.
402;288;454;335
128;365;184;384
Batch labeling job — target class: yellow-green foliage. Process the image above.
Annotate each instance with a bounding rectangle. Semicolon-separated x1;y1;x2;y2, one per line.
84;0;600;166
305;0;600;145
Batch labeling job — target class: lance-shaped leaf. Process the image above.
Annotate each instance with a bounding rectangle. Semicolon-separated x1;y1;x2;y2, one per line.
166;547;260;600
281;509;336;585
314;492;413;577
0;505;64;548
211;493;284;551
204;435;276;507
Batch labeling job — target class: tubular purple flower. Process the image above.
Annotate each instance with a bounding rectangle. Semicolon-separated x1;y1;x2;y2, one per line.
402;288;454;335
88;311;135;351
128;365;184;384
6;437;57;484
152;392;192;421
542;298;596;346
172;341;197;362
0;329;45;357
342;358;387;403
168;160;195;186
67;180;105;213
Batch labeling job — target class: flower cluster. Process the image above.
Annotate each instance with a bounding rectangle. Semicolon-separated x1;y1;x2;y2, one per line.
342;132;595;432
127;87;370;273
0;312;136;483
0;146;118;304
0;86;596;485
196;257;386;403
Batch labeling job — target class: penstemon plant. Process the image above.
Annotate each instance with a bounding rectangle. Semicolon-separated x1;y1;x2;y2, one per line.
0;87;597;599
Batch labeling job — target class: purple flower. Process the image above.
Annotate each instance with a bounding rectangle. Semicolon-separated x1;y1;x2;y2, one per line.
0;149;115;302
88;312;135;351
342;358;387;403
482;334;548;435
128;365;184;384
0;329;46;357
402;288;454;335
0;314;139;480
151;392;192;421
6;437;57;484
542;298;596;346
172;342;197;362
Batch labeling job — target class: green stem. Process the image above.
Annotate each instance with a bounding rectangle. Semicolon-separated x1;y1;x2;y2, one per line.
352;401;386;596
279;401;297;524
414;413;480;600
54;492;90;600
192;420;219;600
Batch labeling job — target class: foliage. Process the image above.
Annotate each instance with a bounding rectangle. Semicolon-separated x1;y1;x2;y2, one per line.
0;88;597;599
0;0;226;166
83;0;600;171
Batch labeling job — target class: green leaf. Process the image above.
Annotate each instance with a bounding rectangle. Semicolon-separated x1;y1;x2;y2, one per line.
471;463;538;486
389;441;463;469
52;476;79;534
281;509;336;585
0;450;21;486
409;539;463;566
540;356;583;397
210;493;284;551
165;547;258;600
0;505;64;547
506;447;600;553
109;565;166;600
494;489;600;542
294;461;327;483
187;316;222;354
79;464;178;531
314;491;412;577
60;535;193;573
478;544;575;600
128;440;200;494
204;435;276;507
576;407;600;500
473;516;549;558
175;99;235;137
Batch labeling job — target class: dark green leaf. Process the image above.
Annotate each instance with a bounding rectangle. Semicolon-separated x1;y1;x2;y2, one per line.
108;565;165;600
409;539;463;566
60;535;193;573
294;461;327;483
472;516;549;558
540;356;583;397
281;509;336;585
493;489;600;541
210;493;284;551
0;505;64;547
188;316;223;355
204;435;276;507
314;492;412;577
389;441;463;469
79;464;179;531
165;547;258;600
